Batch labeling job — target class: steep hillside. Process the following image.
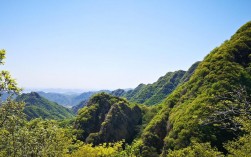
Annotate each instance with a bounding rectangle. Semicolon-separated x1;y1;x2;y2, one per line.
141;22;251;156
179;61;201;83
128;70;186;105
111;62;199;106
74;93;142;145
16;92;74;120
111;89;126;97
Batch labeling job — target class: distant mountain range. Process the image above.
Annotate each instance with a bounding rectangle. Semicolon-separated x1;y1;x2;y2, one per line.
37;91;79;108
23;88;86;94
73;21;251;156
37;90;111;108
33;62;199;114
5;21;251;156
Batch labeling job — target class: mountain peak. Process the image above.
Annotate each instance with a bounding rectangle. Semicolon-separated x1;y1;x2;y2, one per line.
75;93;141;144
16;92;74;120
141;21;251;155
236;21;251;34
29;92;41;98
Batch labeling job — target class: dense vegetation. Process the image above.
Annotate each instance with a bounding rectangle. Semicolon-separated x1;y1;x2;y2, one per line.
140;21;251;156
1;21;251;157
75;93;142;145
16;92;74;120
112;61;200;106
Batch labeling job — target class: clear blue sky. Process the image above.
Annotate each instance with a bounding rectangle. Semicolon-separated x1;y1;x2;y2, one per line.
1;0;251;90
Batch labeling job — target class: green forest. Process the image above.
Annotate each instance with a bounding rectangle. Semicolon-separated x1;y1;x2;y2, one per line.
1;21;251;157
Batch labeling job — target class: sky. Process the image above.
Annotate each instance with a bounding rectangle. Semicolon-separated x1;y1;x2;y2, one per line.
1;0;251;91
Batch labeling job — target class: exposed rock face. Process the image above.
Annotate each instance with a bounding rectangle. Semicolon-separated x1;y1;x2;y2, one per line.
75;93;142;144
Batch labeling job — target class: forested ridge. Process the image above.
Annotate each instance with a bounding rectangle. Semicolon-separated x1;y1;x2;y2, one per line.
16;92;74;120
1;21;251;157
111;61;200;106
140;21;251;156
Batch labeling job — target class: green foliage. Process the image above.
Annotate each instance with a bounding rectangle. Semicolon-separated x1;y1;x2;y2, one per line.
0;114;72;157
179;61;201;83
16;92;74;120
0;50;73;156
59;118;76;128
205;86;251;156
0;97;72;157
124;71;187;105
2;21;251;157
0;71;21;96
0;100;72;157
111;89;126;97
224;118;251;157
0;49;21;96
116;62;200;106
0;100;25;157
0;49;6;64
67;140;144;157
0;74;71;157
140;21;251;155
139;104;161;133
75;93;142;145
141;105;170;154
119;140;143;157
66;141;123;157
167;141;223;157
0;99;25;127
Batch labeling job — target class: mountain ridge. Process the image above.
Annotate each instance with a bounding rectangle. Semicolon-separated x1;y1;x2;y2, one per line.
111;61;200;106
140;21;251;156
16;92;74;120
75;93;142;145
